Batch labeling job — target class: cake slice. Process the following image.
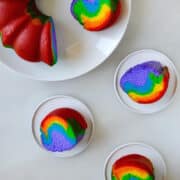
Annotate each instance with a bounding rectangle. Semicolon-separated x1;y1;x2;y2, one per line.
0;0;57;66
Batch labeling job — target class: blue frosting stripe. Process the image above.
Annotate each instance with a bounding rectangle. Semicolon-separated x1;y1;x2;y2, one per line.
40;124;77;146
122;74;154;95
49;17;58;64
83;0;100;13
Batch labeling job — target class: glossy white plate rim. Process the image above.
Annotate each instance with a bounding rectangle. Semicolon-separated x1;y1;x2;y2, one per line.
0;0;132;81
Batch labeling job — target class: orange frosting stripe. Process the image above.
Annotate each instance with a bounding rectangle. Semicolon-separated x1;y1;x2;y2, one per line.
81;5;112;30
40;116;68;135
113;166;150;179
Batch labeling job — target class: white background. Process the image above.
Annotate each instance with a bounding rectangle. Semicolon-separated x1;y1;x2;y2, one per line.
1;0;180;179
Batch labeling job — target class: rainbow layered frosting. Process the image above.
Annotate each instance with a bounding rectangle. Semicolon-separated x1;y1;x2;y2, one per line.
40;108;88;152
120;61;170;104
71;0;121;31
112;154;155;180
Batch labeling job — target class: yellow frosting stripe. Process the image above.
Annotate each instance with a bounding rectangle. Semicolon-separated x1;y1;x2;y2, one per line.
128;81;165;102
81;4;112;29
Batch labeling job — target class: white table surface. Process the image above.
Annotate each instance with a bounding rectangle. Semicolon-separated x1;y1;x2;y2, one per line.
1;0;180;179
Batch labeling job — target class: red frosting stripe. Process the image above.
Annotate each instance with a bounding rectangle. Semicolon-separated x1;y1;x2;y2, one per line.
46;108;88;129
112;154;154;175
40;22;53;65
14;18;43;62
0;0;27;30
2;14;31;47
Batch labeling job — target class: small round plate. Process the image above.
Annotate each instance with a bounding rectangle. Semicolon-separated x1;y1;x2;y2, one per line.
104;143;167;180
114;49;179;114
32;95;94;158
0;0;131;81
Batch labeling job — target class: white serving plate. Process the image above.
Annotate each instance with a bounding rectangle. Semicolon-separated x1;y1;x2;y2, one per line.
0;0;131;81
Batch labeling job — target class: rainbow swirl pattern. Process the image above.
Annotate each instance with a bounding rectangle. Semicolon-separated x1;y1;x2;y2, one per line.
40;108;87;152
120;61;170;104
112;154;155;180
71;0;121;31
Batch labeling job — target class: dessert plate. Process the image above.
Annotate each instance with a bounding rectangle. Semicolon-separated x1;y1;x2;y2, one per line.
32;95;94;157
0;0;131;81
114;49;178;114
104;143;167;180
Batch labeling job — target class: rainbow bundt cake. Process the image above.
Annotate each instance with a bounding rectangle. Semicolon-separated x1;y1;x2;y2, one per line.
120;61;170;104
40;108;88;152
0;0;57;66
112;154;155;180
71;0;121;31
